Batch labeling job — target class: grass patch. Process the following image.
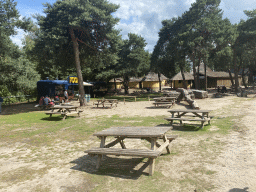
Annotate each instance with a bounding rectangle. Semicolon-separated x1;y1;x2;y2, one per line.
0;98;247;191
1;166;49;184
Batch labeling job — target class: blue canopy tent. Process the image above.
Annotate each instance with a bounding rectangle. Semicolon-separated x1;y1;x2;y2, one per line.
37;79;74;98
37;77;94;99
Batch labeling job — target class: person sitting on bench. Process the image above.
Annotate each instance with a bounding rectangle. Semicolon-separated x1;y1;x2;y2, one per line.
221;86;227;93
44;96;54;107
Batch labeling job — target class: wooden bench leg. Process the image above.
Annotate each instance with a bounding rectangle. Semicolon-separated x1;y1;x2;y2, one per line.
200;121;204;129
96;155;102;169
149;138;156;176
149;158;155;176
163;135;170;154
119;139;126;149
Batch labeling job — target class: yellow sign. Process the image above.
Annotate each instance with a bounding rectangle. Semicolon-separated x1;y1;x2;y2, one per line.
69;77;78;84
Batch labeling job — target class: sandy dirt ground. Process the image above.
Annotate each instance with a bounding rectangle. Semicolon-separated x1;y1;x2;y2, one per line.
1;95;256;191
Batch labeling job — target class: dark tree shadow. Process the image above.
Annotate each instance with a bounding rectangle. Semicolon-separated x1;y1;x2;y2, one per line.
157;123;205;131
91;106;112;109
229;187;249;192
145;106;172;109
70;155;150;179
40;116;76;121
1;102;41;115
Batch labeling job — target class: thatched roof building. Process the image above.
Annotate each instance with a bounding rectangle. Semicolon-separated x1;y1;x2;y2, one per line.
171;72;194;81
109;72;168;89
171;65;243;89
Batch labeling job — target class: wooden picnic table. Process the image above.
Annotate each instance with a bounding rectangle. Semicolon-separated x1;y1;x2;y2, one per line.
152;97;176;108
165;109;212;128
45;105;83;120
153;96;177;102
85;126;178;176
94;99;118;108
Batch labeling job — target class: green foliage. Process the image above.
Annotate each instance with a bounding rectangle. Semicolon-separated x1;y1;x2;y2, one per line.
31;0;122;81
117;33;150;94
152;0;228;89
0;0;39;97
0;55;40;95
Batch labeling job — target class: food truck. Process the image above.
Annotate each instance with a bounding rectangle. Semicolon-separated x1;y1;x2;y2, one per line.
37;76;107;102
37;76;92;101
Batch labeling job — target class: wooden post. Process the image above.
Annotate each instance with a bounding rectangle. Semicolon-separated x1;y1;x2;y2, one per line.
96;136;106;169
124;98;125;104
135;96;136;102
148;96;150;101
149;138;156;176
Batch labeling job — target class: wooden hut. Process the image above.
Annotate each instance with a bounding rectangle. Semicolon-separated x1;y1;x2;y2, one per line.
171;65;245;89
170;72;194;89
109;72;168;90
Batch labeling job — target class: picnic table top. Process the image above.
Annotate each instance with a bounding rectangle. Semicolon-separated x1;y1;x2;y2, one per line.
96;99;118;102
51;105;78;109
93;126;172;138
168;109;212;113
153;96;177;100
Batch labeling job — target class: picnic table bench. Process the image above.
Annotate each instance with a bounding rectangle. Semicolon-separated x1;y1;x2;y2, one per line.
45;105;83;120
94;99;118;108
152;97;176;108
165;109;212;129
85;127;178;176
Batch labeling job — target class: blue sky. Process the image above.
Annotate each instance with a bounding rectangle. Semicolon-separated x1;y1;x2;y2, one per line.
11;0;256;52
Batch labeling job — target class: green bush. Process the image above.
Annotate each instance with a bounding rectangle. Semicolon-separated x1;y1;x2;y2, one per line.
0;85;17;105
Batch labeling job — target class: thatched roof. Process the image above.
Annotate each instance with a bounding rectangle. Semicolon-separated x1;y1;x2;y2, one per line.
195;65;229;78
171;72;194;80
109;72;168;83
141;72;168;82
171;64;237;81
109;78;123;83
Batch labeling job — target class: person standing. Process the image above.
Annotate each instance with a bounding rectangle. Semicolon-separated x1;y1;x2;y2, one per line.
64;89;68;102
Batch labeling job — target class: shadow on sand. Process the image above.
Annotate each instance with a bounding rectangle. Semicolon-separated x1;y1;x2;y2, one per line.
229;187;249;192
70;155;154;179
157;123;207;132
1;102;41;115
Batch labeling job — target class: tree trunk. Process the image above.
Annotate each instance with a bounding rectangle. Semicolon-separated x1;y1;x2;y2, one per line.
158;72;162;91
242;67;247;88
234;66;239;93
197;57;201;90
69;27;85;106
190;51;198;89
233;51;239;93
180;66;187;89
193;63;198;89
204;61;207;91
114;78;117;91
123;75;129;95
228;69;234;87
176;88;200;109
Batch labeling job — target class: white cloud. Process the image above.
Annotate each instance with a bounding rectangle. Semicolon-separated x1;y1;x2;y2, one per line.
220;0;256;24
10;28;26;47
110;0;194;52
220;0;256;10
11;0;255;52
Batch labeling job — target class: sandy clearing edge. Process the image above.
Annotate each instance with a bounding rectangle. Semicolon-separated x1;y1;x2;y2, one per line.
0;96;256;191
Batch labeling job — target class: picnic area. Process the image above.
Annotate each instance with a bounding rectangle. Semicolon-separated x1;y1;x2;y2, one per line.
0;93;256;191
